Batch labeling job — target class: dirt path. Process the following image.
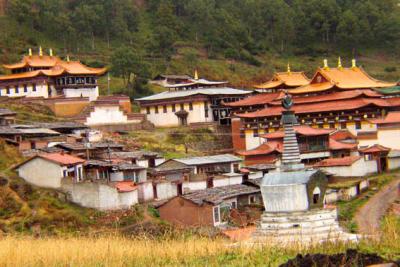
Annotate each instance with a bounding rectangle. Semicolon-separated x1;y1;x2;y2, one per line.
355;177;400;235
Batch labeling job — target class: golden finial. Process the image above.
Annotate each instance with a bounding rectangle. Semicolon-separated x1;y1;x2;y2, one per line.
39;46;43;56
194;69;199;80
66;55;70;62
323;59;329;70
351;59;356;69
28;48;32;56
49;48;53;57
337;57;343;69
287;62;291;74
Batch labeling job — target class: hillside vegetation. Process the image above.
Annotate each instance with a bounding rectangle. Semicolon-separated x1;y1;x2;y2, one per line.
0;0;398;98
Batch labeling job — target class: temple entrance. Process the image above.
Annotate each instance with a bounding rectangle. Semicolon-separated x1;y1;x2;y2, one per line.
312;187;321;204
175;110;188;126
379;157;388;173
177;183;183;195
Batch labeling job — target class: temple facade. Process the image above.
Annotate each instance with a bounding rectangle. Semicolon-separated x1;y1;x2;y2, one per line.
229;59;399;151
0;48;107;101
136;72;252;127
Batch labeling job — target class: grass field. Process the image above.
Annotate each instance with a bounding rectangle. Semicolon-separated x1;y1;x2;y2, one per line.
0;215;398;267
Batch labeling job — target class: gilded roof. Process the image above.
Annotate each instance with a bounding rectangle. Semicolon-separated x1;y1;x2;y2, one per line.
0;55;106;80
289;67;396;94
254;72;310;89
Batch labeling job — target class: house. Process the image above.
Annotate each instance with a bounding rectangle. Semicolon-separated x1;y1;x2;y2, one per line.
149;154;244;200
136;72;251;127
313;156;377;177
230;60;399;151
0;124;67;151
359;144;391;173
0;108;16;126
15;152;85;188
97;151;165;168
0;48;106;101
55;142;124;158
84;160;147;183
149;74;192;87
158;184;261;227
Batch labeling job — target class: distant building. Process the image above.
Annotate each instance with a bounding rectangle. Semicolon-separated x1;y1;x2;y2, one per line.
158;184;261;227
0;48;106;101
0;108;16;126
136;72;252;127
149;74;193;87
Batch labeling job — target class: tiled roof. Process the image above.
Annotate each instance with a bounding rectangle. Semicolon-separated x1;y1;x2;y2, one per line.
314;156;362;167
261;125;333;139
39;153;85;165
289;67;396;94
359;144;390;153
136;87;251;101
238;97;400;118
0;108;16;116
369;111;400;124
112;181;138;193
236;141;282;156
175;154;242;166
329;139;358;150
330;130;357;141
182;184;260;205
269;89;382;106
254;72;310;89
223;92;282;107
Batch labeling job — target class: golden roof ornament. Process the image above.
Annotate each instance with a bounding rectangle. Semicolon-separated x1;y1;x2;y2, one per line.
28;48;32;56
39;46;43;56
49;48;53;57
338;57;343;69
352;59;357;69
66;55;70;62
194;69;199;80
287;63;291;74
323;59;329;70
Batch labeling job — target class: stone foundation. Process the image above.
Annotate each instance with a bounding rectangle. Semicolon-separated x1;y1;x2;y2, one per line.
251;208;358;244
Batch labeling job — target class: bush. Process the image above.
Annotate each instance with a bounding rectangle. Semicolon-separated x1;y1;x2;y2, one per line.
384;66;397;72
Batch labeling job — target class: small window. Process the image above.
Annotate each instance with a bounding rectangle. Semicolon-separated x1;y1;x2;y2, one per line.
231;201;237;209
32;84;37;92
240;130;245;138
172;104;176;112
163;105;167;113
146;107;150;114
329;123;335;129
189;102;193;111
213;206;220;224
204;101;209;118
318;124;323;129
249;195;257;204
340;122;346;129
24;84;28;93
355;121;361;130
63;170;68;177
155;106;159;114
180;103;184;110
6;87;10;94
15;85;19;94
253;129;259;137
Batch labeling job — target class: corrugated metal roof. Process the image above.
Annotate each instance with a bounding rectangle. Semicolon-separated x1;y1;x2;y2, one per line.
136;87;251;101
261;169;318;186
175;154;242;166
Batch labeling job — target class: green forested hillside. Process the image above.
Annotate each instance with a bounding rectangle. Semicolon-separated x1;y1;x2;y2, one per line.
0;0;399;97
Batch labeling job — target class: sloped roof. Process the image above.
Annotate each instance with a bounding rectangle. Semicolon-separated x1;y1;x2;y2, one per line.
39;153;85;165
136;87;251;101
377;85;400;95
369;111;400;124
314;156;362;167
238;97;400;118
0;108;16;116
261;125;333;139
329;139;358;150
359;144;390;153
223;92;282;107
112;181;138;193
262;169;318;186
236;141;282;156
254;72;310;89
181;184;260;205
289;67;396;94
175;154;242;166
330;129;357;141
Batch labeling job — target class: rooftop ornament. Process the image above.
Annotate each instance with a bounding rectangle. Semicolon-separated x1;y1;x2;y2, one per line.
338;57;343;69
194;69;199;80
352;58;357;69
323;59;329;70
39;46;43;57
28;48;32;57
287;63;291;74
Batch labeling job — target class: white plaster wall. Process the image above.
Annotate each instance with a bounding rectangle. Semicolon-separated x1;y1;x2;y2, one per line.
118;190;138;208
86;106;128;126
137;169;147;183
63;87;99;101
377;129;400;149
183;180;207;193
317;158;377;177
300;151;330;160
245;130;264;150
156;182;177;200
142;102;212;127
360;180;369;190
358;139;378;148
324;189;339;204
62;182;138;210
0;84;49;98
341;186;358;200
388;158;400;170
261;184;309;212
248;171;263;179
155;158;166;166
17;158;62;188
137;182;154;202
137;159;148;168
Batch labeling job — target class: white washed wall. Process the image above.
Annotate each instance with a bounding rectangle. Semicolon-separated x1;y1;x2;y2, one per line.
17;158;62;188
63;87;99;101
261;184;309;212
86;106;128;126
